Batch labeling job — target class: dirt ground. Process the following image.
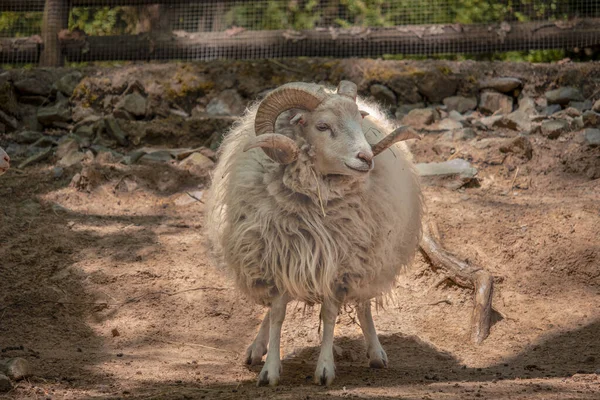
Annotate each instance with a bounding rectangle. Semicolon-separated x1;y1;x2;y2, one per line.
1;108;599;399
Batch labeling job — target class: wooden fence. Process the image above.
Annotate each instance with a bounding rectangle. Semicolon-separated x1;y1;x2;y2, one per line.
1;0;600;66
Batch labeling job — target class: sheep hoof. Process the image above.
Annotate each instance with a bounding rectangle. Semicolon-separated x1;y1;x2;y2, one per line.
245;344;267;366
257;363;280;387
368;349;388;369
314;364;335;386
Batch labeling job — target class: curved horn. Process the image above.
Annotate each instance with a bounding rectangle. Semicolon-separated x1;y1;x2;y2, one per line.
243;134;300;165
372;126;421;156
337;80;357;100
254;82;329;136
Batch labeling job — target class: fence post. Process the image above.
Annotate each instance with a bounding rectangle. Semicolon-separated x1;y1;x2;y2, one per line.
40;0;71;67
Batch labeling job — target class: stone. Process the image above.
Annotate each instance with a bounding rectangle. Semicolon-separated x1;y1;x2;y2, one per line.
388;75;423;104
499;136;533;160
58;150;86;167
415;159;477;178
545;87;584;105
479;90;513;115
448;110;466;122
564;107;581;117
480;115;503;128
140;150;174;164
503;109;532;132
454;128;476;141
0;78;19;117
14;77;52;96
75;124;95;139
541;120;569;139
179;152;215;176
29;136;58;148
0;373;12;392
17;147;53;169
443;96;477;113
103;116;128;146
52;166;64;179
0;109;18;132
395;103;425;119
370;84;397;106
417;70;457;103
401;108;438;127
113;109;135;120
37;95;71;126
568;100;592;112
206;89;245;116
573;116;584;130
492;116;519;131
14;130;43;144
122;150;146;165
115;92;147;118
544;104;562;116
479;77;522;93
53;71;83;96
0;357;31;380
517;96;537;114
593;99;600;112
582;110;600;127
56;138;79;159
583;128;600;146
430;118;463;131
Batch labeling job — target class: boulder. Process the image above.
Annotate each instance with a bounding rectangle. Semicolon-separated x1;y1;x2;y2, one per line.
545;87;584;105
479;77;523;93
370;84;397;106
479;90;513;115
443;96;477;113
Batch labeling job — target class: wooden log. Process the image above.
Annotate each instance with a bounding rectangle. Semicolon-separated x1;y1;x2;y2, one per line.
39;0;71;67
419;223;495;344
0;0;239;12
0;36;42;63
57;18;600;62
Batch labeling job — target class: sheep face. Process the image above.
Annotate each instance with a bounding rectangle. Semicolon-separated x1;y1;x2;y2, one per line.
0;147;9;176
293;96;374;177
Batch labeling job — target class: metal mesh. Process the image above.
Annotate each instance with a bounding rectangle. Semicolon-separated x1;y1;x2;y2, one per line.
1;0;599;65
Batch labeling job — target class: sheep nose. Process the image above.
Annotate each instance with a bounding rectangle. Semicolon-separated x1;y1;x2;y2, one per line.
357;151;373;168
3;154;9;162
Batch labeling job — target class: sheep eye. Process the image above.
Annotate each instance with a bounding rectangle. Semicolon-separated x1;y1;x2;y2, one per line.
316;123;330;132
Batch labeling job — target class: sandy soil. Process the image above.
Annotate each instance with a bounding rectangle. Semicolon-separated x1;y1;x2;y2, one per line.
0;123;599;399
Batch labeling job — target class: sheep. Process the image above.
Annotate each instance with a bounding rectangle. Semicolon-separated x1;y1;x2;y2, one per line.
0;147;9;175
205;80;422;387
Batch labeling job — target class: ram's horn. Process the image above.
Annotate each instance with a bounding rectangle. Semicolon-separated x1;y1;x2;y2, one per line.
254;82;329;136
371;126;421;156
243;134;300;165
336;80;358;100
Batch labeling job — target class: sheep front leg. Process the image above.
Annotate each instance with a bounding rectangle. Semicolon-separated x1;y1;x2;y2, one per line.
357;300;388;368
314;298;341;386
245;310;270;365
257;295;289;386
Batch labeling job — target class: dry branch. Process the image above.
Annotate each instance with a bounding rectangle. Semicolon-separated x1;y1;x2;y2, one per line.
419;223;495;344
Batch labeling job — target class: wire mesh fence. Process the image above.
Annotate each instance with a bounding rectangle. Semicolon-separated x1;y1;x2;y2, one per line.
1;0;600;65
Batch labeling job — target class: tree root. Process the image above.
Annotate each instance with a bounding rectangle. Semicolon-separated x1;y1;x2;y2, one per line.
419;222;494;344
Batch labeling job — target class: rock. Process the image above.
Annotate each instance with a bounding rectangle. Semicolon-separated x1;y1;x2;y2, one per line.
544;104;562;116
370;84;397;106
0;373;12;392
115;92;147;118
593;99;600;112
0;357;31;380
103;116;128;146
75;124;95;139
145;94;170;119
14;77;52;96
53;71;83;96
568;100;592;112
70;165;103;192
430;118;463;131
52;166;64;179
582;110;600;127
0;78;19;117
517;96;537;114
503;109;532;132
480;115;503;128
564;107;581;117
0;109;19;132
455;128;476;141
56;138;79;159
37;95;71;126
388;75;423;104
479;90;513;115
395;103;425;119
113;109;135;120
479;77;522;93
572;116;584;130
206;89;245;116
14;130;43;144
139;150;173;164
417;70;457;103
541;120;569;139
29;136;58;148
401;108;438;127
492;116;519;131
499;136;533;160
545;87;584;105
179;152;215;176
17;147;53;169
443;96;477;113
448;110;466;122
58;150;86;167
583;128;600;146
415;159;477;178
122;150;146;165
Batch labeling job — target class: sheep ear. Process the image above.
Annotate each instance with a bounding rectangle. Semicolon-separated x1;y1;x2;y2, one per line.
359;110;369;118
244;133;300;164
290;113;306;126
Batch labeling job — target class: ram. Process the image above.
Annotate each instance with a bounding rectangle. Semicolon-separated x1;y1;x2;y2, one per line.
206;80;423;386
0;147;9;176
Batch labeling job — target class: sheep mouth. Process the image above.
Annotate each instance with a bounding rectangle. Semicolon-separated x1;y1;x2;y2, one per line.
344;163;371;173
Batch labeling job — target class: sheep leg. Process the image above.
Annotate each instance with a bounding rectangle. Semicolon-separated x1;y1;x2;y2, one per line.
257;295;289;387
245;310;270;366
356;300;388;368
314;297;341;386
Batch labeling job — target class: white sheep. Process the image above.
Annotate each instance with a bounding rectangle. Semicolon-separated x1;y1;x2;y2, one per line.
0;147;9;175
205;81;422;387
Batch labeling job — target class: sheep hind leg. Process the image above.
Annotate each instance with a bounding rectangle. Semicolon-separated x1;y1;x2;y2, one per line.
245;310;270;366
314;297;341;386
257;295;289;387
357;300;388;369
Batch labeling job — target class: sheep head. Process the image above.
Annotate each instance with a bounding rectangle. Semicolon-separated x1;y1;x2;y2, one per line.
0;147;9;176
243;81;419;176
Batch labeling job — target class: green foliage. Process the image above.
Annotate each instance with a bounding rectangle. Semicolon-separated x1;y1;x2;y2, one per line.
69;7;138;36
0;11;42;37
